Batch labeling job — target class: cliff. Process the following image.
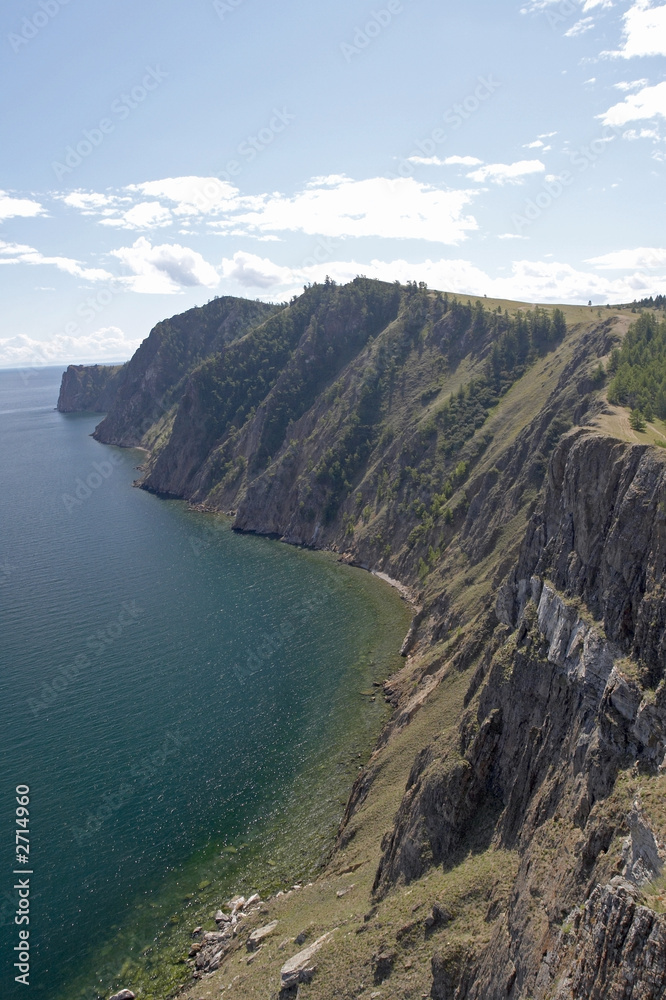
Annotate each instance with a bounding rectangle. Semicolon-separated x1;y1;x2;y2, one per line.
59;284;666;999
57;363;124;412
373;434;666;1000
93;296;278;448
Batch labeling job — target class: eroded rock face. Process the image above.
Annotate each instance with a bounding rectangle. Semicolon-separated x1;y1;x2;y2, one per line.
375;433;666;999
509;430;666;687
544;879;666;1000
57;364;124;413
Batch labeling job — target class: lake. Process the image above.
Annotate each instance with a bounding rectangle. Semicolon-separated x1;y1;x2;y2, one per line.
0;366;410;999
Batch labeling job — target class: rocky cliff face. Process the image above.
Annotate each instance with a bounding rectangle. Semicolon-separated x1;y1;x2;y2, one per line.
57;363;124;412
372;433;666;1000
505;430;666;687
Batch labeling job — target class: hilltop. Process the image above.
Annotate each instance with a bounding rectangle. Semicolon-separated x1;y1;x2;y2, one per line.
58;280;666;1000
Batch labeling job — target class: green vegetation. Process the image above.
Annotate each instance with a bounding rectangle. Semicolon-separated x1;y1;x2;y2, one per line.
608;312;666;421
195;278;401;469
313;288;567;531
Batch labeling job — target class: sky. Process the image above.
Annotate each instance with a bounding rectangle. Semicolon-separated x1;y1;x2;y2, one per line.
0;0;665;367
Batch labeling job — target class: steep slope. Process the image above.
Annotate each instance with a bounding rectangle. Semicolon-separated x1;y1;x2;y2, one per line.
60;284;666;999
140;278;402;497
164;307;666;1000
57;296;278;443
57;363;124;412
127;281;583;591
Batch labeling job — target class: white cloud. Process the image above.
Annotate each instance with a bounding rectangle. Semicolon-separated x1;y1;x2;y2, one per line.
600;80;666;125
622;126;661;139
467;160;546;184
220;252;297;289
614;78;649;91
0;240;112;281
586;246;666;268
611;1;666;58
110;237;219;294
216;175;479;244
520;0;611;12
128;176;242;216
0;328;140;368
0;191;45;221
64;174;478;244
498;233;529;240
443;155;484;166
61;191;122;214
101;201;173;230
406;156;448;166
565;16;595;36
217;253;664;306
406;155;483;166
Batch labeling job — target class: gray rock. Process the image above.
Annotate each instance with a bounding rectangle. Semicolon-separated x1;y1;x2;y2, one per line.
280;931;335;988
247;919;278;951
109;992;136;1000
623;803;666;884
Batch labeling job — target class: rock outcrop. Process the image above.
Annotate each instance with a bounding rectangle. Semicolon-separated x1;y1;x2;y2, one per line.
57;363;124;412
280;931;336;988
505;429;666;687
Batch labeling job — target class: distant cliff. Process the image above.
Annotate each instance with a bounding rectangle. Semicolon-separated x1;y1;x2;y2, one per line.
57;363;124;412
93;295;278;447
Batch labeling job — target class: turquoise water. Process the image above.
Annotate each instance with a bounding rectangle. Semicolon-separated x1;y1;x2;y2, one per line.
0;367;409;999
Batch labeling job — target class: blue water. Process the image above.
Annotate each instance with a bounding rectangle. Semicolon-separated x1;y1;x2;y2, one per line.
0;367;408;999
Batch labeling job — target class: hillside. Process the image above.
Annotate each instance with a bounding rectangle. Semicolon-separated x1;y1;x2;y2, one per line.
58;295;279;433
59;283;666;1000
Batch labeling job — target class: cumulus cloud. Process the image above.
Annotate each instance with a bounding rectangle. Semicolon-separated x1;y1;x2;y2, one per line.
608;1;666;58
128;176;242;216
101;201;173;230
623;126;661;139
211;175;479;244
0;240;112;281
586;246;666;268
60;191;124;214
220;252;297;289
217;252;664;306
467;160;546;184
63;174;478;244
110;237;220;293
0;327;140;368
600;80;666;125
0;191;45;221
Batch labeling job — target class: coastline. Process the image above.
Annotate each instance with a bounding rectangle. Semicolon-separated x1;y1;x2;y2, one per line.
370;569;418;606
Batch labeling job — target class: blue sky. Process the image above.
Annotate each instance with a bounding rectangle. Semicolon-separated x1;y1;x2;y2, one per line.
1;0;665;366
